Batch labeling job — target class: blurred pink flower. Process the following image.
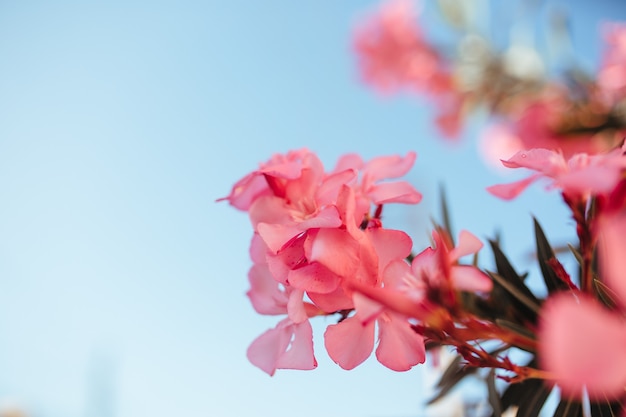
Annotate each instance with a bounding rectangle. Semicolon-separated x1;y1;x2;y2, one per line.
487;144;626;200
598;22;626;101
538;214;626;399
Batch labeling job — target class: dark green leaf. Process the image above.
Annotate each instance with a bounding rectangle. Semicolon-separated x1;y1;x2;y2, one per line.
534;217;569;293
488;272;541;315
427;354;477;404
554;398;583;417
516;380;553;417
439;184;454;243
495;319;536;341
590;399;622;417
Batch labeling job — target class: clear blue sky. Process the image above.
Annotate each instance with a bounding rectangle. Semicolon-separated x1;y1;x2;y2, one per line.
0;1;623;416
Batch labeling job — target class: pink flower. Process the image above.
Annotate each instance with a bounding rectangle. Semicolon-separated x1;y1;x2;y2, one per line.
538;214;626;399
323;228;425;371
353;0;448;95
598;22;626;101
346;230;491;326
352;0;463;138
487;145;626;200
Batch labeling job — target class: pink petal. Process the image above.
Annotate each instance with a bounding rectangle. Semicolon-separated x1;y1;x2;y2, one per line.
364;151;417;181
246;264;288;315
375;314;425;371
275;320;318;371
538;293;626;399
557;165;623;196
486;174;540;200
324;315;375;370
502;148;565;177
287;288;307;323
450;265;493;292
333;153;365;174
366;181;422;204
367;228;413;276
288;262;341;294
305;228;360;278
448;230;483;262
316;169;357;206
246;318;292;376
308;285;354;312
218;173;270;211
298;206;343;230
257;223;301;254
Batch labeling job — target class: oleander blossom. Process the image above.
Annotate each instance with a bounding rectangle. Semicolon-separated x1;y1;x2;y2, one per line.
486;144;626;201
220;148;424;374
538;214;626;399
353;0;463;138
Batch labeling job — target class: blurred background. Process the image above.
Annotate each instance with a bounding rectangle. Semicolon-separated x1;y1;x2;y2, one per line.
0;1;624;416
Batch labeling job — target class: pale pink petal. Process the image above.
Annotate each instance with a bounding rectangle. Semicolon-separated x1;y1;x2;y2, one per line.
249;233;269;265
538;293;626;399
287;288;307;323
248;195;291;230
246;264;288;315
218;173;270;210
353;292;385;325
486;174;541;200
450;265;493;292
382;258;413;289
298;206;343;230
315;169;357;206
502;149;566;176
288;262;341;294
375;314;425;371
257;223;301;254
448;230;483;262
557;165;623;196
275;320;318;371
305;228;360;278
367;181;422;204
348;279;431;320
247;318;293;376
364;151;417;181
333;153;364;173
259;160;304;179
324;315;376;370
308;285;354;312
366;228;413;275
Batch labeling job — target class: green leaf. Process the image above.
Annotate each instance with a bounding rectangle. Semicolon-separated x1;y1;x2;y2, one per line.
488;240;541;324
439;184;454;243
593;279;619;309
427;354;477;404
554;398;583;417
488;271;541;315
495;318;536;342
590;399;622;417
516;380;553;417
534;217;569;293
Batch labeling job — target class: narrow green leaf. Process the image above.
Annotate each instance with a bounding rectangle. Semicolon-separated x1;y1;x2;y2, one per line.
534;217;569;293
439;184;454;244
593;279;619;309
516;381;553;417
488;272;541;314
427;354;477;404
495;319;536;341
590;399;622;417
554;398;583;417
568;243;583;266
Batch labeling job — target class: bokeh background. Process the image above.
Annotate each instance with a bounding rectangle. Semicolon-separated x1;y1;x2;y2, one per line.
0;1;624;416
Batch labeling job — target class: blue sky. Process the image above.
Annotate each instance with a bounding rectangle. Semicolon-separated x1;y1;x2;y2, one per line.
0;1;624;417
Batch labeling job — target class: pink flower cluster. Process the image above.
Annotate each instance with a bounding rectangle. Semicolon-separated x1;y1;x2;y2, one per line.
221;149;427;374
353;0;463;138
221;149;494;375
